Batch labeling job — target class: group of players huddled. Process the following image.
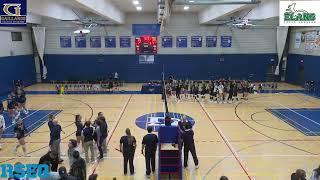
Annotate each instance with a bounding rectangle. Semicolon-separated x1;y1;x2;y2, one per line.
165;77;259;103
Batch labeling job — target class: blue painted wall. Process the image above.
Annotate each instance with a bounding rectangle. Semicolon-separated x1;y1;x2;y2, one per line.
0;55;36;95
44;54;277;82
287;54;320;85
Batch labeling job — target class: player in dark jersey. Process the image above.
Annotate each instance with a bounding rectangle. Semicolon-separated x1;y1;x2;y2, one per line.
200;81;207;101
15;87;28;115
13;119;30;157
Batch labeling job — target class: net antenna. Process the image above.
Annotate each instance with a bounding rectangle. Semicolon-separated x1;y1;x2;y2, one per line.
162;68;169;114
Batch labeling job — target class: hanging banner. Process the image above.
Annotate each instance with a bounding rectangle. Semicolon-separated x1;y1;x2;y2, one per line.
176;36;187;48
221;36;232;47
75;36;86;48
206;36;217;47
60;36;71;48
90;36;101;48
105;36;116;48
162;36;173;48
191;36;202;47
294;32;301;49
120;36;131;48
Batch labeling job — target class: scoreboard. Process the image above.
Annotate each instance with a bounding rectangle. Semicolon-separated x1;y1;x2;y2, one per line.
135;36;157;54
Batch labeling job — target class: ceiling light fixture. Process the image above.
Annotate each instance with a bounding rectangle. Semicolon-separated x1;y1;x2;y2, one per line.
189;0;195;3
133;0;139;5
184;6;190;10
136;6;142;11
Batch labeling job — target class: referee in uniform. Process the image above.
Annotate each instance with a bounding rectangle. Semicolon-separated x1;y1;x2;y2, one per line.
141;126;158;177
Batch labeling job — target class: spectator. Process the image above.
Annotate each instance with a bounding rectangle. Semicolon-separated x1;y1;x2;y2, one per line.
58;166;77;180
88;174;98;180
291;169;306;180
67;139;79;166
50;118;65;163
220;176;229;180
310;165;320;180
69;151;86;180
120;128;136;175
75;115;84;148
82;121;95;163
39;151;59;172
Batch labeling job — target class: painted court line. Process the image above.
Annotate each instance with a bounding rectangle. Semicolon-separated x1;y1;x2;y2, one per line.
198;101;254;180
90;94;133;175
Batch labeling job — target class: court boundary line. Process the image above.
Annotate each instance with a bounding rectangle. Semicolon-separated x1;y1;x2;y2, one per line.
198;100;254;180
90;94;133;175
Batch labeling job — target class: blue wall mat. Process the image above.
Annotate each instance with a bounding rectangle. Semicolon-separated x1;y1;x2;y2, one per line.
287;54;320;85
0;55;36;95
44;54;277;82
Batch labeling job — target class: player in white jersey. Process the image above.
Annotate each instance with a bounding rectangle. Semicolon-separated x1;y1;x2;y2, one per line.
0;102;5;150
217;82;224;103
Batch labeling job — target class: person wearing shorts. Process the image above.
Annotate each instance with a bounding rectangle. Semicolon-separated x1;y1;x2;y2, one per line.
13;119;30;157
15;87;28;115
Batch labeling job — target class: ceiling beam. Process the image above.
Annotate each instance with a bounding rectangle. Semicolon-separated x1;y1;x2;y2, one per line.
71;0;125;24
244;0;279;19
28;0;79;20
160;0;260;5
199;4;251;24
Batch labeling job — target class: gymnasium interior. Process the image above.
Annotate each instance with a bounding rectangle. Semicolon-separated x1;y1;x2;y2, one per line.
0;0;320;179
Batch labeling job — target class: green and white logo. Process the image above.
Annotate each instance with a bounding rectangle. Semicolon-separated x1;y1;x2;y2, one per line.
284;3;316;22
279;1;320;26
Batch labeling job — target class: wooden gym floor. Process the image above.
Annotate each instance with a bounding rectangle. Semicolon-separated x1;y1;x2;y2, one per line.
0;83;319;180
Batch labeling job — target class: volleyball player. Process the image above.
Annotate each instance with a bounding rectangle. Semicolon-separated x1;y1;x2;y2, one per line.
227;81;234;103
233;81;239;101
15;87;28;115
75;114;84;148
193;82;199;100
175;81;182;100
13;118;30;157
7;93;19;123
0;103;5;150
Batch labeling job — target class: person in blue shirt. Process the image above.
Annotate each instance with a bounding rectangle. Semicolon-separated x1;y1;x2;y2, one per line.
82;121;95;163
141;126;158;177
50;119;65;163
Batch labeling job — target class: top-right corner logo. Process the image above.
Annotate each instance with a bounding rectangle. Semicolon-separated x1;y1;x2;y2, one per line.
280;1;320;26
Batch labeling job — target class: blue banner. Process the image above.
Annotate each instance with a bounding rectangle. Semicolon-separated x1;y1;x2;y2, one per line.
105;36;116;48
221;36;232;47
191;36;202;47
90;36;101;48
132;24;160;36
120;36;131;48
60;36;71;48
0;0;27;26
206;36;217;47
75;36;86;48
176;36;188;48
162;36;173;48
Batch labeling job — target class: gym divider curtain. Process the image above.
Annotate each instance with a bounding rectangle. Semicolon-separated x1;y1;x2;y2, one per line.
32;26;47;79
275;26;289;75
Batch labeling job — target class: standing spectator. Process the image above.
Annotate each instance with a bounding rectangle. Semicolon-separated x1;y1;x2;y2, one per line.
310;165;320;180
95;120;104;159
141;126;158;177
220;176;229;180
39;151;59;172
120;128;136;175
69;151;86;180
182;123;199;169
67;139;79;166
82;121;95;163
50;119;65;163
97;112;108;155
0;102;5;150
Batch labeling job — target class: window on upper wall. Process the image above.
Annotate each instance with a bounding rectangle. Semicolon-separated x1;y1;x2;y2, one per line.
11;32;22;41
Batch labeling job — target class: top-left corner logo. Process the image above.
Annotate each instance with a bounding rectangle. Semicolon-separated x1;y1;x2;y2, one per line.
0;0;27;26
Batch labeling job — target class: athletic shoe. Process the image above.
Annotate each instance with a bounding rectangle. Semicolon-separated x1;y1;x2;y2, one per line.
23;109;29;114
24;154;31;157
146;174;151;178
0;144;2;150
195;165;199;169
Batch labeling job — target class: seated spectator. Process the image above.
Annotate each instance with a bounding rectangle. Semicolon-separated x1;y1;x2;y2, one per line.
310;165;320;180
69;151;86;180
88;174;98;180
291;169;306;180
39;151;59;172
220;176;228;180
58;166;77;180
